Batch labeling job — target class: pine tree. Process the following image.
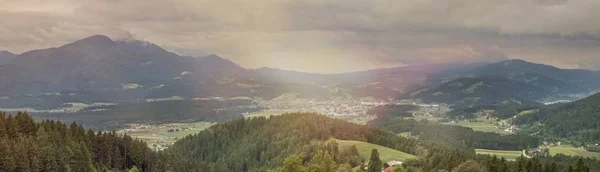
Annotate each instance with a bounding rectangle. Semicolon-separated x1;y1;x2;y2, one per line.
575;158;590;172
0;112;160;171
308;150;335;172
567;165;575;172
279;155;306;172
498;157;509;172
367;149;382;172
6;115;19;138
0;112;7;138
0;137;16;171
488;155;498;172
452;160;486;172
516;155;526;172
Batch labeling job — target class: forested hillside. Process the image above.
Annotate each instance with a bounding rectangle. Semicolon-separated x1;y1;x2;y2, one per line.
414;76;547;108
0;112;190;172
2;111;600;172
514;93;600;144
171;113;600;172
35;99;257;130
170;113;476;171
367;107;540;151
463;59;600;93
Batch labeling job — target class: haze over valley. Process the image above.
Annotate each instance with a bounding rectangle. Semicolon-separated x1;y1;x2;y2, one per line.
3;0;600;171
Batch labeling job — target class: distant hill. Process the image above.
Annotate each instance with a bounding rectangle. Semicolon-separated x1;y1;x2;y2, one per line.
413;76;548;108
169;113;588;171
513;92;600;143
170;113;427;171
0;50;16;64
444;59;600;94
0;35;431;108
34;99;258;130
0;35;199;95
3;35;600;111
0;35;336;108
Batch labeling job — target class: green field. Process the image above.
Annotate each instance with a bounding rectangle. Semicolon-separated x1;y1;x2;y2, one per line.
397;132;410;138
476;149;522;161
120;122;214;146
446;121;512;135
333;139;417;162
548;146;600;159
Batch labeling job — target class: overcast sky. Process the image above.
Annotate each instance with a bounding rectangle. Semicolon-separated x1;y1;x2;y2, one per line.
1;0;599;73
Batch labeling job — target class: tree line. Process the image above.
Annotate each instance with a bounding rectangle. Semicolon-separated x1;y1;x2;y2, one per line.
2;111;599;171
0;111;192;172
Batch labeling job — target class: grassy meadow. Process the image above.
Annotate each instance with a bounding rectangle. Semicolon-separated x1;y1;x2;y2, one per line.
333;139;417;162
548;146;600;159
476;149;523;161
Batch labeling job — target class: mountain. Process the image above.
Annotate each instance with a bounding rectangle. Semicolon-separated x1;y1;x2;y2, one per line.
447;59;600;94
253;66;433;99
413;76;549;108
0;35;196;95
513;92;600;143
0;50;16;64
0;35;259;104
4;35;600;110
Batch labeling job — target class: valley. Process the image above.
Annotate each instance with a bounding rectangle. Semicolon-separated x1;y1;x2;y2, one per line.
2;35;600;171
117;121;215;151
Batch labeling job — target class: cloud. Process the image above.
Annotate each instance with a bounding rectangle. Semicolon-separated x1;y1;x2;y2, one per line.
0;0;599;73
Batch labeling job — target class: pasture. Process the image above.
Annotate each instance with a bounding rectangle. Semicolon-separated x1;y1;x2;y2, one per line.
476;149;522;161
333;139;417;162
119;121;215;146
445;121;512;135
548;146;600;159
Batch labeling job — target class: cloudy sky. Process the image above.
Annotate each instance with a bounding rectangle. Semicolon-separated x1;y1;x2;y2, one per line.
1;0;600;73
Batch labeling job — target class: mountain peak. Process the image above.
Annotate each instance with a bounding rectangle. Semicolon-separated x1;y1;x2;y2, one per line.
65;35;115;48
195;54;246;75
505;59;529;63
0;50;16;63
201;54;237;65
255;66;277;71
0;50;15;56
204;54;224;60
499;59;556;68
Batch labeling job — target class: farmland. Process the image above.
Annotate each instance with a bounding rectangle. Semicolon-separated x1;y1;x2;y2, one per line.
333;139;417;162
118;121;215;150
476;149;523;161
548;146;600;159
445;120;512;135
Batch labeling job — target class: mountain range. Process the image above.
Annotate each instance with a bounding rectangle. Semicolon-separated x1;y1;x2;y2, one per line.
413;59;600;108
413;76;548;108
1;35;599;109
